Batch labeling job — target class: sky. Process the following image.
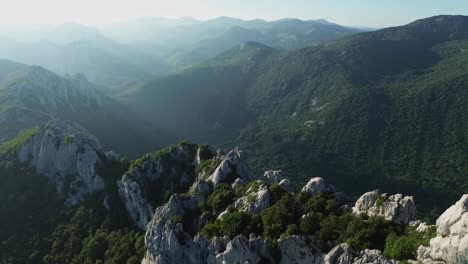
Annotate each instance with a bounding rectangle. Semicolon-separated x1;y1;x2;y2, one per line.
0;0;467;28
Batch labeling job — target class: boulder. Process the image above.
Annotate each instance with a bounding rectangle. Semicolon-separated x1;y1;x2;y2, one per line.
352;190;417;225
301;177;336;196
417;195;468;264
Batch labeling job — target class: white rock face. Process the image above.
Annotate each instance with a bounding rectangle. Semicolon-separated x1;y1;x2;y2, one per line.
353;249;396;264
118;174;154;230
216;235;274;264
325;243;353;264
352;190;417;225
262;170;286;184
18;122;105;206
118;144;200;230
234;184;271;214
417;195;468;264
208;148;251;186
302;177;336;196
278;236;324;264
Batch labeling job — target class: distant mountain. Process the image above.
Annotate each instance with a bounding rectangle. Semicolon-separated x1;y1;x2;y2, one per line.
119;15;468;211
102;17;364;71
0;60;170;155
0;24;169;88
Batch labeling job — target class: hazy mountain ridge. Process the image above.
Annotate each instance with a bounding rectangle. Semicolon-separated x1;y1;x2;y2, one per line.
0;60;171;155
119;15;468;211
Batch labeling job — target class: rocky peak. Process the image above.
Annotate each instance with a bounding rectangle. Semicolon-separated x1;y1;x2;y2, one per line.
7;66;102;114
417;194;467;264
118;143;202;230
18;121;105;206
352;190;417;225
206;147;252;186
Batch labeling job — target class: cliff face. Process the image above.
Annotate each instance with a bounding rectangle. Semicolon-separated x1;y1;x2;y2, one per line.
18;122;105;206
417;194;468;264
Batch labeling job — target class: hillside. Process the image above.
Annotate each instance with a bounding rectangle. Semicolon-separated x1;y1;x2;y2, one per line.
106;17;363;71
119;15;468;212
0;60;171;155
0;124;465;263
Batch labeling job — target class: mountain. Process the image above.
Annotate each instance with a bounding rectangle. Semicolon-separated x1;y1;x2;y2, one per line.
119;15;468;212
0;24;169;88
0;60;170;155
104;17;363;71
1;124;465;263
116;41;276;144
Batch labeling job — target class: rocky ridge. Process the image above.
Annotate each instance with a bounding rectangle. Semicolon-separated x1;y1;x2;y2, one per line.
18;122;105;206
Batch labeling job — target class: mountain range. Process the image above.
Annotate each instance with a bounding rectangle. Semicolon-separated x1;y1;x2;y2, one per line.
117;15;468;212
0;18;363;88
0;14;466;264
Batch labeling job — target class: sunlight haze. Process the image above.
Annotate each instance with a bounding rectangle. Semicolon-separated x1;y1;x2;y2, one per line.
1;0;467;27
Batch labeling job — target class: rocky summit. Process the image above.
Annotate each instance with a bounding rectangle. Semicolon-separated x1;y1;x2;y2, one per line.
18;121;105;206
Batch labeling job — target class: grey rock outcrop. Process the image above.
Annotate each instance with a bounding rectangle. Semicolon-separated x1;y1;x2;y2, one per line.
262;170;286;184
234;183;271;213
207;148;251;186
325;243;353;264
417;194;468;264
117;174;154;230
118;144;201;229
18;122;105;206
353;249;396;264
278;236;324;264
302;177;336;196
352;190;417;225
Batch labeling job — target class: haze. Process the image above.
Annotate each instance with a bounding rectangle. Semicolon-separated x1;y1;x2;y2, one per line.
1;0;467;27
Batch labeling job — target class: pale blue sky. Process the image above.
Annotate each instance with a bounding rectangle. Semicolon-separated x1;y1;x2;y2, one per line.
1;0;467;27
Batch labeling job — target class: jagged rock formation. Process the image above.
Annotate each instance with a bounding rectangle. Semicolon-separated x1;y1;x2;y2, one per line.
417;194;468;264
117;143;206;230
278;235;324;264
352;190;417;225
262;170;286;184
234;183;271;213
118;175;154;230
18;122;105;206
207;148;252;186
302;177;336;196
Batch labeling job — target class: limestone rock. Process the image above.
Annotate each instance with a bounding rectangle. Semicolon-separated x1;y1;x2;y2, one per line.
354;249;396;264
417;195;468;264
278;235;324;264
352;190;417;225
118;144;200;229
118;174;154;230
301;177;336;196
262;170;286;184
18;122;105;206
208;148;251;186
234;184;271;213
325;243;353;264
